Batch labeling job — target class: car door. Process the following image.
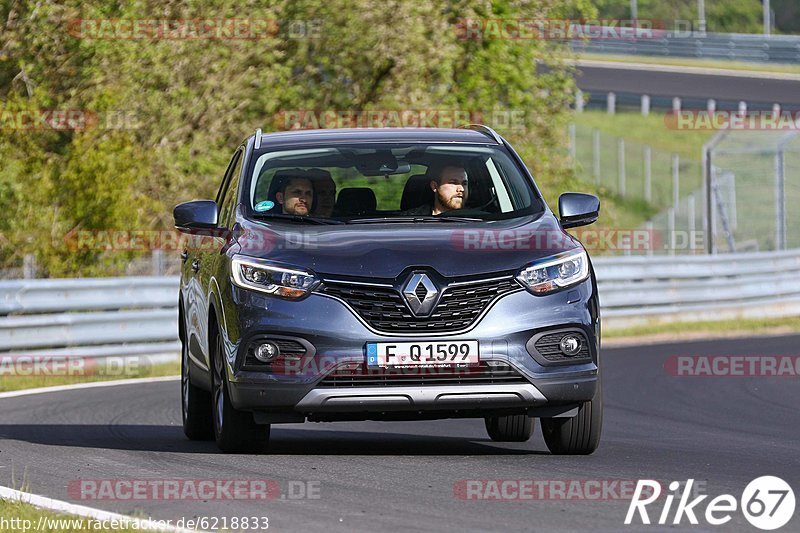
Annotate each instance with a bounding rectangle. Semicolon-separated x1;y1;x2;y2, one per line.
186;147;244;369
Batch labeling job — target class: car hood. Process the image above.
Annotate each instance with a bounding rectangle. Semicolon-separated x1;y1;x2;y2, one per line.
236;213;582;279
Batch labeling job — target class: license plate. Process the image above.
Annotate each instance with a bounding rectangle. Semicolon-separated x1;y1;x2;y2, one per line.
366;340;479;367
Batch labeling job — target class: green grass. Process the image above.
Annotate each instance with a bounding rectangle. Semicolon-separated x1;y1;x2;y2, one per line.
0;500;144;532
605;316;800;339
580;53;800;76
572;109;713;161
0;359;180;393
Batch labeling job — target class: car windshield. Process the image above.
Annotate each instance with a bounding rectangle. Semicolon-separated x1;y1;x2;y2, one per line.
247;143;543;222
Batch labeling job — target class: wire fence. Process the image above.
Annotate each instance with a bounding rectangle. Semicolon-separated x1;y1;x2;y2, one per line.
706;130;800;253
569;123;704;255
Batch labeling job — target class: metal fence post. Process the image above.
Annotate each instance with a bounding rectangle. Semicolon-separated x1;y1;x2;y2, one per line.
775;147;786;250
152;250;164;276
575;90;584;113
667;207;676;256
703;131;728;254
23;254;37;279
688;193;696;253
592;129;600;185
641;94;650;117
618;138;626;197
672;154;680;213
645;221;653;257
644;145;652;203
607;92;616;115
703;148;713;254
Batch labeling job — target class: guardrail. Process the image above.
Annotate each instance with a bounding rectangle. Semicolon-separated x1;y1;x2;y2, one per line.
594;249;800;327
0;276;180;363
2;249;799;360
571;31;800;64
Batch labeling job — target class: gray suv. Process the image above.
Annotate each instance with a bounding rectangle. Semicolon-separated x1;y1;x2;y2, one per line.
174;126;602;454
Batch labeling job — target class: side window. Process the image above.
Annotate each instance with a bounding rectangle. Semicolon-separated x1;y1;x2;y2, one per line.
217;149;244;228
216;151;239;206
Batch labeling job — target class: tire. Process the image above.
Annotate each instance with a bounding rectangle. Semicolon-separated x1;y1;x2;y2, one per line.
211;329;270;453
541;375;603;455
484;414;534;442
181;326;213;440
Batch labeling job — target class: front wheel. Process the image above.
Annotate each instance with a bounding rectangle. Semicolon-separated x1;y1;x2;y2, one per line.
212;331;270;453
181;334;213;440
484;414;534;442
541;375;603;455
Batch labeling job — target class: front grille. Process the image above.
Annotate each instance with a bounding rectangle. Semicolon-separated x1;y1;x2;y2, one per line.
320;276;521;333
317;362;526;388
532;331;591;363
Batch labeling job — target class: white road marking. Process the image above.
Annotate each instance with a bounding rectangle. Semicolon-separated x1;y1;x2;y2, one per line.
0;376;199;530
0;485;204;532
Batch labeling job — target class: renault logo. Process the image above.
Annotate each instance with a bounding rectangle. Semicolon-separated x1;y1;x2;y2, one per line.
402;273;439;316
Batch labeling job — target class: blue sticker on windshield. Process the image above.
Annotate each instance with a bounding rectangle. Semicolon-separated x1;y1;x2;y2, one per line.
254;200;275;212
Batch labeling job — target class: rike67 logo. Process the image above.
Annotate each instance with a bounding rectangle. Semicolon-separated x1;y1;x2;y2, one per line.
626;477;795;530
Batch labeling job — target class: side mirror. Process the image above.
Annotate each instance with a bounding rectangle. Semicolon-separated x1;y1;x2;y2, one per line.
173;200;218;232
558;193;599;229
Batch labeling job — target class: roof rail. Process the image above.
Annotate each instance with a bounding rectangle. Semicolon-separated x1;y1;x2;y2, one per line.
253;128;262;149
463;124;503;144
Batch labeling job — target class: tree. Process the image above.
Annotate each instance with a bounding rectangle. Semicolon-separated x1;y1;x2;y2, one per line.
0;0;592;276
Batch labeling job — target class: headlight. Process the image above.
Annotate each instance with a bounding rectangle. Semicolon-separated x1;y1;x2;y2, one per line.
231;256;319;299
516;249;589;295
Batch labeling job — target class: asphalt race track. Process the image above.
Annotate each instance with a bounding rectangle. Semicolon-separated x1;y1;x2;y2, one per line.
1;335;799;532
573;62;800;108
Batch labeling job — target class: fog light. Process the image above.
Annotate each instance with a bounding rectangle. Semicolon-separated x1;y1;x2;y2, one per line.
254;342;280;362
559;335;582;356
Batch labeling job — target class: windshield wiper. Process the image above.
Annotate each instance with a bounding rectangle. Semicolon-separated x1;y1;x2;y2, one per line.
250;213;344;225
348;216;482;224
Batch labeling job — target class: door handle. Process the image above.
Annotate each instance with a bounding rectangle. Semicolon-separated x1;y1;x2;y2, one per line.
191;259;200;272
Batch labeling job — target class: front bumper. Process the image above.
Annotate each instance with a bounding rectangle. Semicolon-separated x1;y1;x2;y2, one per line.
224;279;599;418
296;383;544;412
